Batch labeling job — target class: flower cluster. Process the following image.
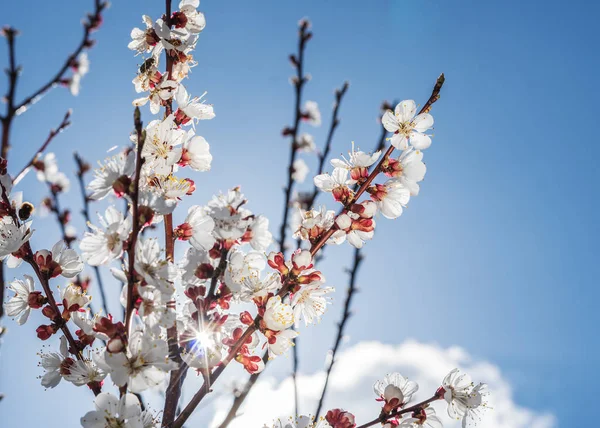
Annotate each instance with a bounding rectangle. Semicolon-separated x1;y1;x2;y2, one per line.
0;1;474;427
270;369;487;428
306;100;430;249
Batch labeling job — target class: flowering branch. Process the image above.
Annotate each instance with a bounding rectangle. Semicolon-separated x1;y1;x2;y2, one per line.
174;74;445;427
309;73;445;257
355;395;441;428
73;152;109;316
314;247;362;419
9;1;107;119
0;180;101;395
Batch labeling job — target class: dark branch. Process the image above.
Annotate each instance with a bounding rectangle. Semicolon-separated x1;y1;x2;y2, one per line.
314;247;362;419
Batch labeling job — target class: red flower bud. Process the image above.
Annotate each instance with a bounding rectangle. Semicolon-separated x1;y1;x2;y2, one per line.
27;291;46;309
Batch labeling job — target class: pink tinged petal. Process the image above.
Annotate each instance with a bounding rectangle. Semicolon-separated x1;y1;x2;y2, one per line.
412;113;434;132
382;110;400;132
395;100;417;122
409;132;432;150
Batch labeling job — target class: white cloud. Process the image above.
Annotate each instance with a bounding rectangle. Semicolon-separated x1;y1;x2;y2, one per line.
207;340;556;428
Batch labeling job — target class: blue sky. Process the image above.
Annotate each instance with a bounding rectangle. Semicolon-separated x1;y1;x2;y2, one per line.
0;0;598;426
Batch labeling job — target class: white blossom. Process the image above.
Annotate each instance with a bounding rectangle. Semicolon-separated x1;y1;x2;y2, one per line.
81;393;143;428
4;274;35;325
382;100;434;150
291;281;333;326
80;206;132;266
292;158;309;183
0;217;32;259
88;151;136;200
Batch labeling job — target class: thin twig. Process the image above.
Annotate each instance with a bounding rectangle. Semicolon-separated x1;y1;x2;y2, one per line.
10;1;106;117
12;110;71;185
314;247;362;419
0;26;19;160
277;20;311;255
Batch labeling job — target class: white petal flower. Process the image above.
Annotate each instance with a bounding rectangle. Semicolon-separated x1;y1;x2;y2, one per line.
291;281;333;326
303;100;321;126
267;328;298;358
395;149;427;196
80;206;132;266
181;134;212;171
330;142;381;185
182;205;216;251
178;0;207;34
39;336;70;388
224;250;266;293
137;286;177;334
4;274;35;325
313;168;350;201
135;238;178;295
399;407;443;428
51;240;84;278
81;392;143;428
263;296;294;331
63;359;106;386
295;133;315;152
35;153;59;182
374;372;419;409
61;283;91;313
0;217;33;259
88;151;136;200
246;215;273;252
294;206;336;242
128;15;160;55
371;180;411;219
239;272;281;301
174;85;215;125
441;368;488;426
95;330;176;393
292;158;309;183
142;115;186;176
382;100;434;150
